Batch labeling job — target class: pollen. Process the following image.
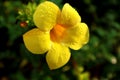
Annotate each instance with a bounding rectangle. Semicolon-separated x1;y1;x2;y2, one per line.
50;24;66;42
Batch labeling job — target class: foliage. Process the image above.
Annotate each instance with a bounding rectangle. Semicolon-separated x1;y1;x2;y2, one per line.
0;0;120;80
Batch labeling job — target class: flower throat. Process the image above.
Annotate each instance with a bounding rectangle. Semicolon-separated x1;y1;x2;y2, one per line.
50;24;66;42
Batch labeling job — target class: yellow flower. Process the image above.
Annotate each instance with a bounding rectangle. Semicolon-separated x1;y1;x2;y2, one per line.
23;1;89;70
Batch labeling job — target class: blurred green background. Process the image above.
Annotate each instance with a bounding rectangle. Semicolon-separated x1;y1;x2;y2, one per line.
0;0;120;80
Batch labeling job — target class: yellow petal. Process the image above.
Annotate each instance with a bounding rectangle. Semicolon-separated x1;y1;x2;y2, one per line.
46;43;71;70
23;28;51;54
62;23;89;50
59;3;81;27
33;1;60;31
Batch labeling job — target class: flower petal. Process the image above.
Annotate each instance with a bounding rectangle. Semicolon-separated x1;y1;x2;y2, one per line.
46;43;71;70
62;23;89;50
58;3;81;27
23;28;51;54
33;1;60;31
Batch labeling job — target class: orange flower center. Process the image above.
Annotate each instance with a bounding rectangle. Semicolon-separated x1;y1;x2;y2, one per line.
50;24;66;42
